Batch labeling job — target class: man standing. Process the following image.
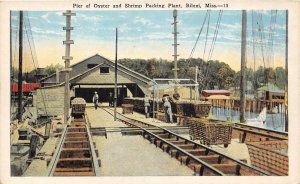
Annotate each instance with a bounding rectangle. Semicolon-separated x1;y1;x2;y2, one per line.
163;95;173;123
144;94;151;118
93;91;99;110
108;92;113;107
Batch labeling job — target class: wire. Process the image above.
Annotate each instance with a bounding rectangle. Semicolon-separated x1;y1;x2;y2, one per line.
202;10;211;60
186;10;210;67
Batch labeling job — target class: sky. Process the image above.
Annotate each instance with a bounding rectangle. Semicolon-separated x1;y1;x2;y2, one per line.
11;10;287;72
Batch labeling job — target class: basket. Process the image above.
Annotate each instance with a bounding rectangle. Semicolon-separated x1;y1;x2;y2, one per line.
246;140;288;176
122;104;134;114
188;118;232;146
175;101;211;117
71;98;86;114
193;102;211;117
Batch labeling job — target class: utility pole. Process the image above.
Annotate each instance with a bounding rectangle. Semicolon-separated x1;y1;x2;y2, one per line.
240;10;247;123
285;10;288;132
172;10;179;93
17;11;23;123
62;10;75;124
114;28;118;121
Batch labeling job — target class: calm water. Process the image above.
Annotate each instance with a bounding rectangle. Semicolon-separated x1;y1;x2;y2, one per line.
210;107;286;132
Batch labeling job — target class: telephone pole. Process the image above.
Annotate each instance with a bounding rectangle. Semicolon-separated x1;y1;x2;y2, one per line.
114;28;118;121
17;11;23;122
62;10;75;124
240;10;247;123
172;10;179;93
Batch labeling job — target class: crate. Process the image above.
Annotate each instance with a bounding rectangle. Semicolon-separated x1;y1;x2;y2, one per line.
246;140;288;176
71;98;86;115
122;104;134;114
188;118;232;146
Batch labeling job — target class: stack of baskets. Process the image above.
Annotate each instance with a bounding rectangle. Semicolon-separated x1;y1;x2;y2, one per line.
188;118;232;146
71;98;86;115
246;140;288;176
175;101;211;117
121;104;134;114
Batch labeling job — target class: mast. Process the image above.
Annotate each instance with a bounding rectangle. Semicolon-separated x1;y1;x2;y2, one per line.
240;10;247;123
114;28;118;121
285;10;288;132
172;10;179;93
17;11;23;122
62;10;75;124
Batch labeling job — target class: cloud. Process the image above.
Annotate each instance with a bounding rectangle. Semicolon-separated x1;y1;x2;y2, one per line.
133;16;152;26
220;23;241;30
41;12;52;23
31;26;63;36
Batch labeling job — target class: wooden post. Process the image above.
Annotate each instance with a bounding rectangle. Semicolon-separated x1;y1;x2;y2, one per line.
240;10;247;123
114;28;118;121
29;134;39;158
172;10;179;93
62;10;75;124
17;11;23;123
285;10;288;132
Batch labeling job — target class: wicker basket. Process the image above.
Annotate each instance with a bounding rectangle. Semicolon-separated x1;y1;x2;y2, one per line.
188;118;232;146
122;104;134;114
246;140;288;176
175;101;211;117
193;103;211;117
71;98;86;114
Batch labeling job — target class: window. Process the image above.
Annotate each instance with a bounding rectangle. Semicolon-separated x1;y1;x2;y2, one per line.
87;64;98;69
100;67;109;74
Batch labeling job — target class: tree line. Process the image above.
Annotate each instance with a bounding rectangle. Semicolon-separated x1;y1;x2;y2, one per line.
119;58;286;90
11;58;286;91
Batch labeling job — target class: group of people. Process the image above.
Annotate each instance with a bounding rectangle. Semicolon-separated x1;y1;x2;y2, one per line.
92;91;114;110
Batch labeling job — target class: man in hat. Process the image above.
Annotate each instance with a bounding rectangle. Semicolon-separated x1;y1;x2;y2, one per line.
92;91;99;110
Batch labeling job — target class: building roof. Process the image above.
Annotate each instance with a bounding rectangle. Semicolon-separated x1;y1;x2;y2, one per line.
202;90;231;93
11;83;40;93
39;54;152;84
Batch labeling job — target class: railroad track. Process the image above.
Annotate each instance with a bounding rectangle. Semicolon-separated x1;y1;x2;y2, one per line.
47;114;100;176
103;108;270;176
232;123;288;142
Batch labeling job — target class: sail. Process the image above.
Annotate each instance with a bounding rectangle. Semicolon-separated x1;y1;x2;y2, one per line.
246;107;267;126
257;107;267;122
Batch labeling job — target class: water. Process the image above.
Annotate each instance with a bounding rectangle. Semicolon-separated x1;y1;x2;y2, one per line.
210;107;286;132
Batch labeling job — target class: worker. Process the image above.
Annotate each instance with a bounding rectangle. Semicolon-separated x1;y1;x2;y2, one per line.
92;91;99;110
163;95;173;123
144;94;151;118
108;92;113;107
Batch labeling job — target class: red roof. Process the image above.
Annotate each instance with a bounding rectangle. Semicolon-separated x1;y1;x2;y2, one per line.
11;83;40;93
